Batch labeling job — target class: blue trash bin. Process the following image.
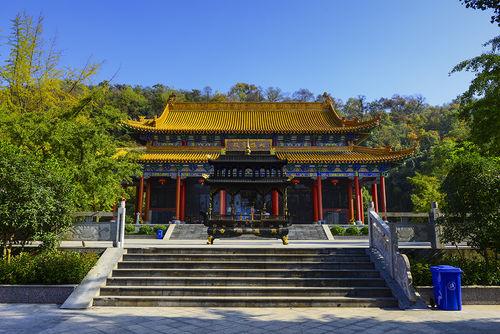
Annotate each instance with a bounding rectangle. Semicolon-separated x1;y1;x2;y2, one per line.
156;229;164;239
430;265;462;310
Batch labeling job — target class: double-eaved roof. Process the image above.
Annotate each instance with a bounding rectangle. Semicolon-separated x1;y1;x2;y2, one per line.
125;97;415;165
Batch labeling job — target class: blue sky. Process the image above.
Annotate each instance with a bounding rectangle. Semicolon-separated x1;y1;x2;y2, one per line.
0;0;498;105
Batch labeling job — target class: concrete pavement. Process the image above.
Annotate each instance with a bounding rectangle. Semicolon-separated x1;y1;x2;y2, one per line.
1;304;499;334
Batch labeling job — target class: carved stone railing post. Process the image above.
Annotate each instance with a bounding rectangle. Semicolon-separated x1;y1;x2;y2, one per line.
389;221;398;278
428;201;443;249
368;202;374;248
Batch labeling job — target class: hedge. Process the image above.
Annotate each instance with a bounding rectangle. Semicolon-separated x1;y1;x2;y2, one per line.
410;255;500;286
126;224;168;235
330;225;369;236
0;250;99;284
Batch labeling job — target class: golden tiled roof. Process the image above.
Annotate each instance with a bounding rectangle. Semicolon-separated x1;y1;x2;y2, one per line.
125;100;379;134
139;146;221;163
275;146;416;164
138;145;415;164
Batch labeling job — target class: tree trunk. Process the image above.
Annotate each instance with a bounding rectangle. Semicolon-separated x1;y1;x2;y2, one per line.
6;243;12;264
483;249;490;274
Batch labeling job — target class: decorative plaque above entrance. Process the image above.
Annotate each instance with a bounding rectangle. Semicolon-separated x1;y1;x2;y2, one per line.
224;139;272;152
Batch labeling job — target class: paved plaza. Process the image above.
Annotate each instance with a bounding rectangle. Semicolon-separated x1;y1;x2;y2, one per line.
2;304;499;334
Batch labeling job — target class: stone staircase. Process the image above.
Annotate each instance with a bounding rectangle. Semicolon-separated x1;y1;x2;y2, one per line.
93;248;398;307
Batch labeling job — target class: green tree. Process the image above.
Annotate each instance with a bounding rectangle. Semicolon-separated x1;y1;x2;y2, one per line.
228;83;263;101
0;13;139;212
0;141;75;260
107;85;148;119
460;0;500;26
408;173;444;212
440;155;500;267
451;36;500;156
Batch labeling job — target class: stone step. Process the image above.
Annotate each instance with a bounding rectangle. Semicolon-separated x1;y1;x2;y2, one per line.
116;261;374;270
106;276;385;287
112;268;378;278
93;295;398;307
99;286;393;298
121;253;370;262
112;268;380;279
125;247;367;255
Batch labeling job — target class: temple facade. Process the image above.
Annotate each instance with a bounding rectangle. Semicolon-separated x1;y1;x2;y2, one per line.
125;94;414;225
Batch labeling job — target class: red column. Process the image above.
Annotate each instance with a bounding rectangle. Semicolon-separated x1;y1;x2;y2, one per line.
317;176;323;221
219;189;226;215
134;184;140;219
136;176;144;222
271;190;279;216
144;178;151;221
371;183;379;213
354;175;361;222
347;179;354;222
180;180;186;221
380;175;387;220
312;181;318;222
175;175;181;220
360;184;365;224
331;180;336;212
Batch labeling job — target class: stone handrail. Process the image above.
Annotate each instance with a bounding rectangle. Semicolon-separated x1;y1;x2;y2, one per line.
72;211;114;223
385;212;428;218
368;203;418;306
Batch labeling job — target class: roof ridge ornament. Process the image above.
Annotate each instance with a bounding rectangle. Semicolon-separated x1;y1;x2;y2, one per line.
322;92;333;105
167;93;176;105
152;95;175;127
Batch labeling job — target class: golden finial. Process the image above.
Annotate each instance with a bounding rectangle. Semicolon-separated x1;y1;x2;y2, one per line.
245;139;252;155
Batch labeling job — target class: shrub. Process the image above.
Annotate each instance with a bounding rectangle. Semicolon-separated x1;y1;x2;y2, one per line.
153;225;167;233
0;252;36;284
344;226;360;236
330;225;345;236
125;224;136;234
445;255;500;286
360;226;369;236
0;250;99;284
38;232;60;251
125;216;135;225
33;251;98;284
409;254;500;286
138;225;154;235
411;262;432;286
